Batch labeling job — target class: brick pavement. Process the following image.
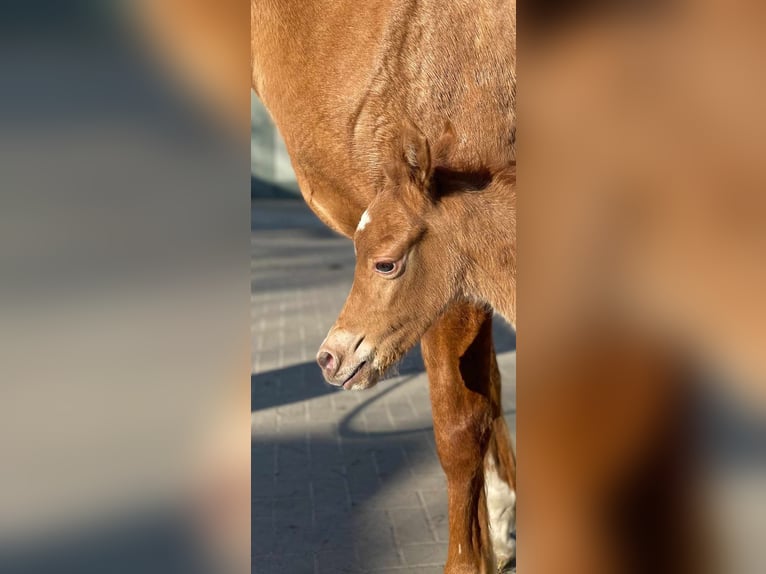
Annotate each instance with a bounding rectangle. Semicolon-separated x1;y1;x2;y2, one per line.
252;199;516;574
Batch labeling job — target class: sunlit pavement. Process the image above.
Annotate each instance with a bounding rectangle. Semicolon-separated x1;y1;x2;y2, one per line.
252;199;516;574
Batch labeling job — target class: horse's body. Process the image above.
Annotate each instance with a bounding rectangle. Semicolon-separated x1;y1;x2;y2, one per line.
253;1;516;571
252;0;515;236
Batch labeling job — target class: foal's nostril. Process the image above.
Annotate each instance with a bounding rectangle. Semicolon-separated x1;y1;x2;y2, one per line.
317;350;336;374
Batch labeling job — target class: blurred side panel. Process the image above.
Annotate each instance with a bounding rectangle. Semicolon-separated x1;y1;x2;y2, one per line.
519;1;766;572
0;1;250;573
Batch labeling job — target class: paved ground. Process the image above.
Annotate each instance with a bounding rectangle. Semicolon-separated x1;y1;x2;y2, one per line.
251;200;516;574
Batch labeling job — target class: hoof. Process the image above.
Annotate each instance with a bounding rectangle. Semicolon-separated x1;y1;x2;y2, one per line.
498;557;516;574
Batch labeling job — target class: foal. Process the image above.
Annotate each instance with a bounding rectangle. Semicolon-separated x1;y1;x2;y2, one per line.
317;119;516;391
317;119;517;571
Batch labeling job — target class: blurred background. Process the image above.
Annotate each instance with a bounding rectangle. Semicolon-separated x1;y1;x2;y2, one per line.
1;1;249;573
521;2;766;572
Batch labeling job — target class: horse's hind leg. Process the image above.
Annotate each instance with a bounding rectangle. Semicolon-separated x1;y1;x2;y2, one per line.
422;302;515;574
484;327;516;572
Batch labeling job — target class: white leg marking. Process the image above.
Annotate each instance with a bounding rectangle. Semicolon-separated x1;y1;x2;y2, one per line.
485;453;516;565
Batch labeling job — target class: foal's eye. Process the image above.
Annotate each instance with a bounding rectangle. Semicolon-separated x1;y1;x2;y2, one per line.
374;261;396;274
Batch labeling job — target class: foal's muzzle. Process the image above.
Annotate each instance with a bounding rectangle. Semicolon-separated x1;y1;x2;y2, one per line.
316;329;375;390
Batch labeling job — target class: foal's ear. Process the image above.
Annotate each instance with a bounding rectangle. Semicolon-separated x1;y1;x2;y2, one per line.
385;118;457;190
432;120;457;167
400;119;432;186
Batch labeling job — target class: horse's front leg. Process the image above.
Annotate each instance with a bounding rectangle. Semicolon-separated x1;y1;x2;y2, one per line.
422;302;514;574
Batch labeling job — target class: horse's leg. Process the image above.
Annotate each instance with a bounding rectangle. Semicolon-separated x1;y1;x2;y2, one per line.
422;302;514;574
485;407;517;570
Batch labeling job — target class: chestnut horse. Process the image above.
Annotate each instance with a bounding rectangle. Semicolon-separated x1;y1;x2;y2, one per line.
252;1;516;572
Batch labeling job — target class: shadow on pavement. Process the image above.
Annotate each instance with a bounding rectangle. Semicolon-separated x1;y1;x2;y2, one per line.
251;325;516;573
252;429;448;574
252;319;515;414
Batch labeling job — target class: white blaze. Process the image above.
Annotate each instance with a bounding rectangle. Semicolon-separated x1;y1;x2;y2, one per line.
356;209;371;232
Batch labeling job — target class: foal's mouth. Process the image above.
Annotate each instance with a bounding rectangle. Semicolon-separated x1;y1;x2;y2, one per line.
341;360;368;390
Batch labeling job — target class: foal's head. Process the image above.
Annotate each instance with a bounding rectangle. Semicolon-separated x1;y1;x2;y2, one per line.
316;119;466;389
